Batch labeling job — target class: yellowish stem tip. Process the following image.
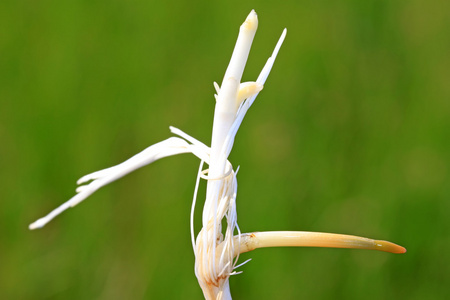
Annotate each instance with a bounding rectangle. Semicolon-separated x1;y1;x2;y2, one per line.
242;10;258;31
373;239;407;254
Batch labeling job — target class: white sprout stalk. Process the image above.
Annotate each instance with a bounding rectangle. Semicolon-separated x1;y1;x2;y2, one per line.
29;10;406;300
195;11;260;299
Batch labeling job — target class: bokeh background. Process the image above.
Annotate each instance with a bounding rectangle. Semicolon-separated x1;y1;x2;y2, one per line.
1;0;449;299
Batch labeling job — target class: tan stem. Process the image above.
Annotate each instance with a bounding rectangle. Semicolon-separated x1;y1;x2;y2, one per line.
218;231;406;259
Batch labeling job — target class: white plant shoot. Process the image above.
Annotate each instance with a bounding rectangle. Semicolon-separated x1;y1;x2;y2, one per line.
30;10;406;300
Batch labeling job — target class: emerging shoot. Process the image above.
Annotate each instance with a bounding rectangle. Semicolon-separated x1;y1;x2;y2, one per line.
30;10;406;300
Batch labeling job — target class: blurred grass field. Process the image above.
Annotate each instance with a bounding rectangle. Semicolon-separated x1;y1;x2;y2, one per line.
1;0;449;299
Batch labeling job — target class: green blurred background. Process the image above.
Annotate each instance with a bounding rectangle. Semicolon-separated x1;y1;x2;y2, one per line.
1;0;449;299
